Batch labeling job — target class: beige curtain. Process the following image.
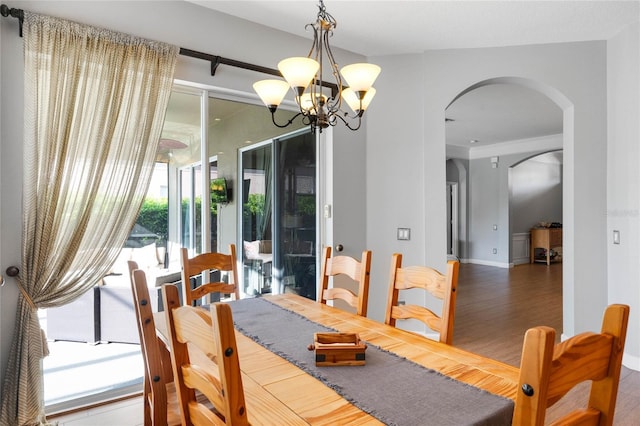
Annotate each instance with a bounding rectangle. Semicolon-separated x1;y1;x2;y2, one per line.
0;12;178;425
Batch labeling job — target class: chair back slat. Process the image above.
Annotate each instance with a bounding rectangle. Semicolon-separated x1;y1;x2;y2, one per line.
385;253;459;345
319;246;372;317
180;244;240;306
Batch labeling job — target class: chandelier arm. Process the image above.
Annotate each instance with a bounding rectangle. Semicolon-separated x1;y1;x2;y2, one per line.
338;107;365;121
270;110;306;129
332;112;363;132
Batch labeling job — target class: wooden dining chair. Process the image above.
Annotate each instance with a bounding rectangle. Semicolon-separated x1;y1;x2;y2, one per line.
385;253;460;345
129;265;181;426
162;283;249;426
319;246;372;317
180;244;240;306
512;303;629;426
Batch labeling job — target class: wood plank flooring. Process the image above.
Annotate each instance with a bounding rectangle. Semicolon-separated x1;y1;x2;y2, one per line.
50;262;639;425
455;262;639;425
455;262;564;366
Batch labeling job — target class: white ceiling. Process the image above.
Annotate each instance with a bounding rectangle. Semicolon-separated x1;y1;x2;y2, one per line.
186;0;639;150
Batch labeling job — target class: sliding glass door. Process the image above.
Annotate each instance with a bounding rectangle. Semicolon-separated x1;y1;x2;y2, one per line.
240;130;317;300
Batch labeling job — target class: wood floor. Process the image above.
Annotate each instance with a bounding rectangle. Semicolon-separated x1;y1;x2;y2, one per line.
455;262;639;425
50;262;639;425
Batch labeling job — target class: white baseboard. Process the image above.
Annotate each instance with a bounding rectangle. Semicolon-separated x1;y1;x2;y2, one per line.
460;258;511;269
623;352;640;372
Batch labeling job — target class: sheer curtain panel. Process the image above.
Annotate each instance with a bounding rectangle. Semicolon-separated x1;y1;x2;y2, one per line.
0;12;178;425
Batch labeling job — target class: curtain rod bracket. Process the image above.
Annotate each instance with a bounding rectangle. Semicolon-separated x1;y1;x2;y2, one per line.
211;56;221;76
1;4;24;37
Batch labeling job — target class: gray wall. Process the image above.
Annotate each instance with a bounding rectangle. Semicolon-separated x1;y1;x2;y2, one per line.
365;40;625;357
511;153;563;234
467;148;564;265
607;22;640;367
366;31;640;367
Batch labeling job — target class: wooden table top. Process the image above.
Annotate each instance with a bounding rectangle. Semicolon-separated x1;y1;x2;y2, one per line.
155;293;519;425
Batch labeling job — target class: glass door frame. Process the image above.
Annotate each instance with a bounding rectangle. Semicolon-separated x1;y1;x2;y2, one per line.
237;127;319;297
179;156;219;255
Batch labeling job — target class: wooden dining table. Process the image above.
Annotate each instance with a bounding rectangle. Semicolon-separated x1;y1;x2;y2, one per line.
155;293;519;425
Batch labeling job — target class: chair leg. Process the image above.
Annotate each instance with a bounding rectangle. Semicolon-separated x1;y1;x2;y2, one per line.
157;336;174;381
143;376;152;426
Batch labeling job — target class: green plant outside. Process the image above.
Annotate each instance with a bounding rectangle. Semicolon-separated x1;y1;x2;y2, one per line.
297;195;315;216
135;197;220;246
244;193;265;216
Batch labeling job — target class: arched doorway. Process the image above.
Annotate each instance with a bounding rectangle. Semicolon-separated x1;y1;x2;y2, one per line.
444;76;573;337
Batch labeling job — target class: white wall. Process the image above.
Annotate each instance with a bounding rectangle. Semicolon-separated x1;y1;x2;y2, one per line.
0;0;367;398
607;22;640;369
366;41;625;361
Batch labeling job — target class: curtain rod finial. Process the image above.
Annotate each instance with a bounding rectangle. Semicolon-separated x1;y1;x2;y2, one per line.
1;4;24;37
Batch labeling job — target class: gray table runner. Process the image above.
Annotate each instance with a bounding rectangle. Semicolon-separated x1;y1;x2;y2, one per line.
230;297;514;426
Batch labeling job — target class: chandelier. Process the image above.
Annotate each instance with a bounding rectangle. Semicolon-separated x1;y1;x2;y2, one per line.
253;0;380;133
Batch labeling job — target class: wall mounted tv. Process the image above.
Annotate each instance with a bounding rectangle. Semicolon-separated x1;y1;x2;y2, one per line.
211;178;230;204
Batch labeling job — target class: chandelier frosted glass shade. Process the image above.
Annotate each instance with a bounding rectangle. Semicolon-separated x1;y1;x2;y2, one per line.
253;79;290;109
278;57;320;93
342;87;376;113
340;63;381;93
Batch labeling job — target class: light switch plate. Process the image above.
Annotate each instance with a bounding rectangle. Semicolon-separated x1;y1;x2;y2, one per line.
397;228;410;240
613;230;620;244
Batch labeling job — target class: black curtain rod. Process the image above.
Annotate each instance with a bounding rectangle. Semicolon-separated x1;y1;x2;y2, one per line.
1;4;339;95
179;47;281;78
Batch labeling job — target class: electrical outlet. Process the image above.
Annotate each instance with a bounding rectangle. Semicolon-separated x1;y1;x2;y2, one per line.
492;248;497;254
398;300;405;305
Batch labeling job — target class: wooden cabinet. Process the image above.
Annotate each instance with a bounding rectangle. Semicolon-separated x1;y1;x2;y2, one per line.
530;228;562;265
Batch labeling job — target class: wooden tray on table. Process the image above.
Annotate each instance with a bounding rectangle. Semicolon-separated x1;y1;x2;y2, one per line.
308;332;367;366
